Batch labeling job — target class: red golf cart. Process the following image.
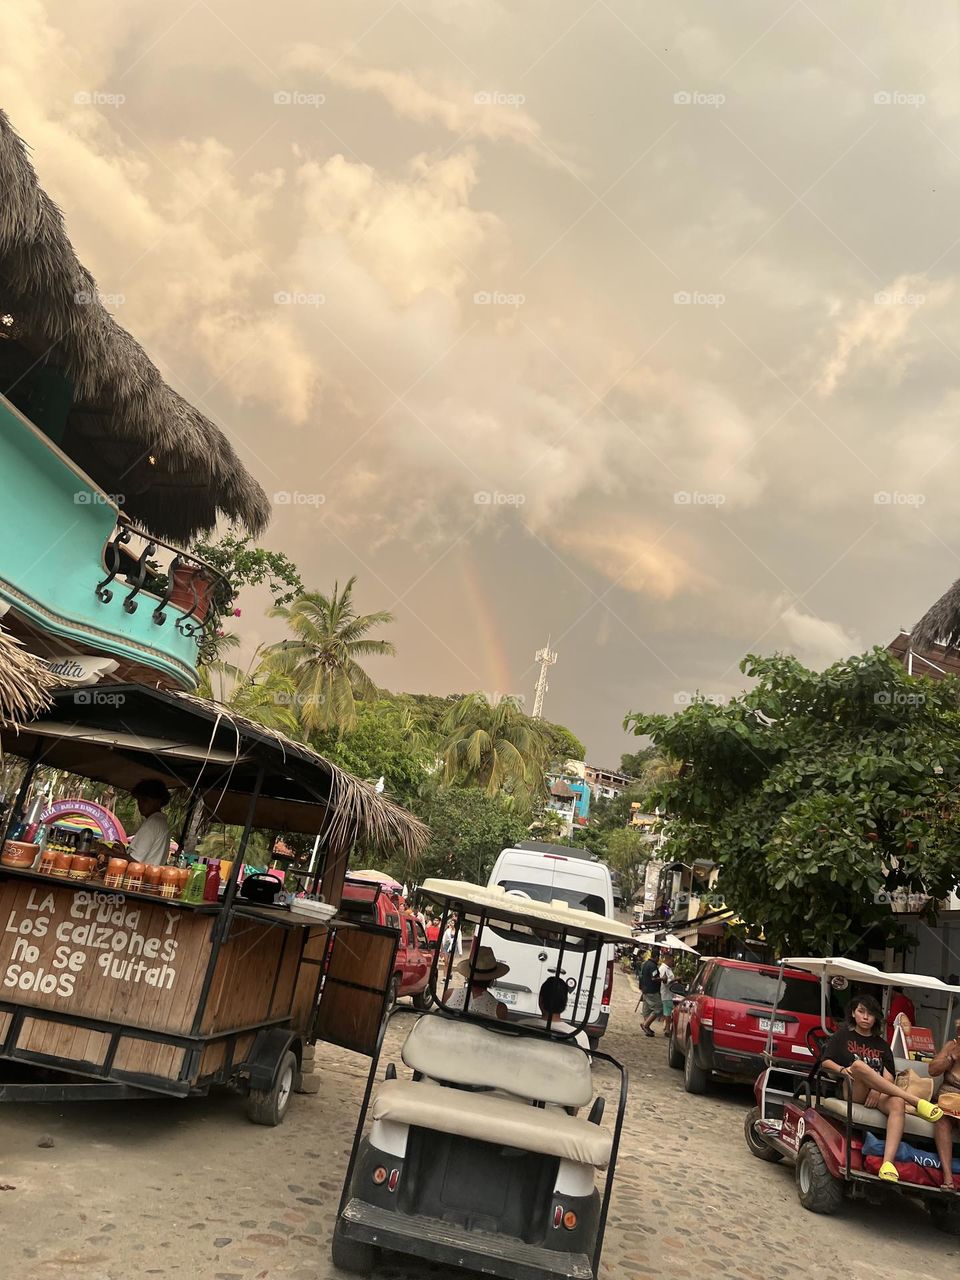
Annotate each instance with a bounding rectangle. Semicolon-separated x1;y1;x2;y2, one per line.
745;957;960;1234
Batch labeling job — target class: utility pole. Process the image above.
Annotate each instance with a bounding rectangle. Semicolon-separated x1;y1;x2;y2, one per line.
532;639;557;719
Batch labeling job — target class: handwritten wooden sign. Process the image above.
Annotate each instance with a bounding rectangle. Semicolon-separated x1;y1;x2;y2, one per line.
0;880;212;1035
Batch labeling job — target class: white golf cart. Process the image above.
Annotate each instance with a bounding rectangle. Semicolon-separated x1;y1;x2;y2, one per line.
331;878;633;1279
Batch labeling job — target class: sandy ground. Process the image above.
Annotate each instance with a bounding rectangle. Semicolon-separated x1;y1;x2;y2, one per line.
1;971;957;1280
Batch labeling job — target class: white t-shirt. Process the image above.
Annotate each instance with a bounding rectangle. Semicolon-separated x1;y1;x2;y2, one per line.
127;812;171;865
659;962;675;1000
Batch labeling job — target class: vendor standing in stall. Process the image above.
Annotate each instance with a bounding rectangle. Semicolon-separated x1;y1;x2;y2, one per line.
124;779;172;865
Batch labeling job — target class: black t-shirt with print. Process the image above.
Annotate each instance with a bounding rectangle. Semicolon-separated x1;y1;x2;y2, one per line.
822;1028;895;1077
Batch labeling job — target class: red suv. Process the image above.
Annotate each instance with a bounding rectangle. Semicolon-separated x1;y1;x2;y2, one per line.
668;957;834;1093
339;877;433;1009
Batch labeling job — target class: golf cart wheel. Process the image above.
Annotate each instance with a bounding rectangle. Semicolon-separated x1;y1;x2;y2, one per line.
744;1107;783;1162
796;1141;843;1214
683;1044;708;1094
412;985;434;1011
247;1050;298;1126
930;1200;960;1236
667;1029;684;1070
331;1221;377;1273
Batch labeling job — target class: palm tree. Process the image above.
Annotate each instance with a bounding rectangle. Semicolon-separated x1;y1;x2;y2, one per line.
197;647;301;737
440;693;550;807
268;578;396;734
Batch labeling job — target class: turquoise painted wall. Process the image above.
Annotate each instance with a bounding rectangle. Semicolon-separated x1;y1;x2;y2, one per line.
0;394;199;688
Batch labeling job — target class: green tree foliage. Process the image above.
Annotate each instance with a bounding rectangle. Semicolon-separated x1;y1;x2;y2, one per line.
625;649;960;955
192;533;304;606
311;700;436;811
197;648;301;736
603;826;651;909
540;720;587;766
440;693;550;810
269;577;396;733
412;788;528;885
620;746;657;777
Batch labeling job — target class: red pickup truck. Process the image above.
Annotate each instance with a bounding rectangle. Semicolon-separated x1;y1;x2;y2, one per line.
339;877;433;1009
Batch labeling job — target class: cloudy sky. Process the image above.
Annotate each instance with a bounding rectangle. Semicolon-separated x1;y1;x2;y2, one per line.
7;1;960;762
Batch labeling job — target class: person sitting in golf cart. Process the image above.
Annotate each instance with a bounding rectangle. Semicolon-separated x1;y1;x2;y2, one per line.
521;976;590;1050
821;993;948;1184
443;945;508;1020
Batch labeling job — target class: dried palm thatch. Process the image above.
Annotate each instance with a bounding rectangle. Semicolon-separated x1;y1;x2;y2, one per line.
0;626;56;727
912;578;960;653
0;110;270;542
171;689;430;862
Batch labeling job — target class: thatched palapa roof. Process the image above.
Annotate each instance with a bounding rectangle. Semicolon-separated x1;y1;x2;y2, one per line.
911;577;960;654
0;110;270;543
3;684;429;862
0;626;56;727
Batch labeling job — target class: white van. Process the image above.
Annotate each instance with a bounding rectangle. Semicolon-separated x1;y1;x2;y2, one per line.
485;843;616;1047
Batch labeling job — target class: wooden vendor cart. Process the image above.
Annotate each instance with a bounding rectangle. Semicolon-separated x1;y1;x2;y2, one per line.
0;684;427;1123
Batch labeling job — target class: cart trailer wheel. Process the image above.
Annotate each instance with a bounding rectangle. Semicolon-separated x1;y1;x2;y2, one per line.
796;1141;843;1214
331;1222;377;1274
744;1107;783;1162
247;1050;297;1126
683;1043;708;1094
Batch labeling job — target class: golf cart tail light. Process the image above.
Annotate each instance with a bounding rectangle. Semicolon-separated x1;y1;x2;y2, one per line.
372;1166;387;1185
388;1169;399;1192
563;1211;578;1230
553;1206;563;1228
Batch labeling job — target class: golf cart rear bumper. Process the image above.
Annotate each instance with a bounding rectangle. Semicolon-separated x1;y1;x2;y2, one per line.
340;1199;594;1280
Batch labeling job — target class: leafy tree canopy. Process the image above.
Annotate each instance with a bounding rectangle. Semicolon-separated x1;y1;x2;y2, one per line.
540;720;587;766
311;699;434;811
625;648;960;955
394;787;528;886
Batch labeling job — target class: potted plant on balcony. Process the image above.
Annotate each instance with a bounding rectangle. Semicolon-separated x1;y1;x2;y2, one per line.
168;561;219;622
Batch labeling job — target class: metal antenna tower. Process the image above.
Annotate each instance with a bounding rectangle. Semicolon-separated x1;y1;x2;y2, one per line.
532;639;557;719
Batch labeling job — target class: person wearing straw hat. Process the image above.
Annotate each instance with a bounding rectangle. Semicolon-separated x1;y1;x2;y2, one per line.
444;945;510;1020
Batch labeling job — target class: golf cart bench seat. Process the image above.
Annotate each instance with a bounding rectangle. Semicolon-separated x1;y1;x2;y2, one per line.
401;1013;593;1108
818;1096;958;1142
818;1062;955;1143
372;1078;612;1167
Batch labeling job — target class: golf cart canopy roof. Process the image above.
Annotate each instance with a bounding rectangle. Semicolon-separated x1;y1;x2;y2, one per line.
784;957;960;994
421;879;632;944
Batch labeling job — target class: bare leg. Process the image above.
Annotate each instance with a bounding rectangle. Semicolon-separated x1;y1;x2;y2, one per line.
935;1118;956;1188
846;1060;931;1111
877;1096;906;1166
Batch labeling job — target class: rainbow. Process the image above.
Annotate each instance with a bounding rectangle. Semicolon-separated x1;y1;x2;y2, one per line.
41;799;126;844
459;548;516;701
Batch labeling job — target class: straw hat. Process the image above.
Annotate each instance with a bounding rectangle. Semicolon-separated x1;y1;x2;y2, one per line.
456;945;510;983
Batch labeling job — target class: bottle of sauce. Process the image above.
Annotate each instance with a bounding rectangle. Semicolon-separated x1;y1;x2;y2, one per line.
203;859;221;903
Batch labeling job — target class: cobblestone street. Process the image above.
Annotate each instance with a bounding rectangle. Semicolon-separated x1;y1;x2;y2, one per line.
1;971;955;1280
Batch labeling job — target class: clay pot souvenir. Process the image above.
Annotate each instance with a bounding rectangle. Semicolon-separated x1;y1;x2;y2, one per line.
1;841;39;869
105;858;127;889
52;852;73;878
70;856;96;881
142;864;163;895
159;866;179;899
124;861;146;892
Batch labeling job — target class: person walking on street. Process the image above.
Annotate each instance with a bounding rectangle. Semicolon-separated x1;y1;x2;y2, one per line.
638;950;661;1037
441;916;462;982
658;950;676;1037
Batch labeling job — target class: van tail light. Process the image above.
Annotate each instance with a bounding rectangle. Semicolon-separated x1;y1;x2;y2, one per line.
601;960;614;1008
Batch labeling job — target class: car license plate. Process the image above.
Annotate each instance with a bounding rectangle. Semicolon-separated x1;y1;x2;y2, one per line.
758;1018;786;1034
493;987;518;1005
